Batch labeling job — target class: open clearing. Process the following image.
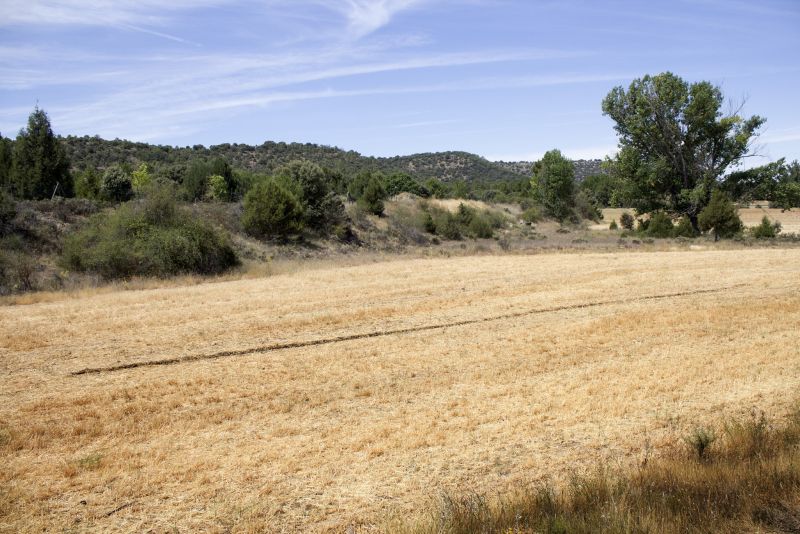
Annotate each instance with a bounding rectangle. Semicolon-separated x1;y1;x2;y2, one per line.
2;249;800;532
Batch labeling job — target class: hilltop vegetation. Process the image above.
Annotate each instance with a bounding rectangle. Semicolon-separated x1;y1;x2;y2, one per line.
61;136;534;183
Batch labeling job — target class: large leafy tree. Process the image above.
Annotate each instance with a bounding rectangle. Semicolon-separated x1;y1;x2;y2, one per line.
11;107;73;199
602;73;764;228
531;149;575;221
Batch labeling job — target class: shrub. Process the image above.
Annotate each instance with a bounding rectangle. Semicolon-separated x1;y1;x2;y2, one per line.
131;163;152;193
60;190;237;279
574;189;602;222
100;166;133;202
609;220;618;230
205;174;230;201
357;177;387;215
751;216;781;239
0;188;15;235
521;206;543;224
242;180;304;240
467;214;494;238
619;211;634;230
698;190;743;241
0;249;36;293
672;216;698;238
74;168;101;200
436;215;462;240
646;211;674;238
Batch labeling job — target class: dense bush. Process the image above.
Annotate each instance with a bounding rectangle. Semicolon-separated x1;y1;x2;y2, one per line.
645;211;674;238
242;179;304;239
357;176;387;215
60;188;237;279
205;174;229;201
751;216;781;238
100;166;133;202
421;202;504;240
698;191;743;241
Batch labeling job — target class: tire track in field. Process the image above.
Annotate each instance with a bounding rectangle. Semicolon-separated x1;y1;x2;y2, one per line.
70;284;747;376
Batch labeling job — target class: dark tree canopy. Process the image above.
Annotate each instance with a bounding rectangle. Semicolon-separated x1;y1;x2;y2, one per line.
0;133;13;191
602;73;764;227
11;108;73;199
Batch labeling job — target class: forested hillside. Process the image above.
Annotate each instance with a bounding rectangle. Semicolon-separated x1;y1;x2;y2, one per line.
60;135;601;183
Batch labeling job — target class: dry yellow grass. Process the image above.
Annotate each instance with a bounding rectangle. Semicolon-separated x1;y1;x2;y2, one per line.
2;249;800;532
598;206;800;233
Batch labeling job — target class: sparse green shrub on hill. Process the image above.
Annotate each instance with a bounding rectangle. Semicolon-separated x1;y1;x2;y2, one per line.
609;219;618;230
750;216;781;239
242;179;304;240
61;187;237;279
698;191;743;241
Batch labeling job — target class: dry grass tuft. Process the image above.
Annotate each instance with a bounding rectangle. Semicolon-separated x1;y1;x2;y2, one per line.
395;406;800;534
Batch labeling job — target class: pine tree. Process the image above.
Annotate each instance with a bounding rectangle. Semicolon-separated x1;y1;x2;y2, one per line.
11;107;73;199
0;133;13;191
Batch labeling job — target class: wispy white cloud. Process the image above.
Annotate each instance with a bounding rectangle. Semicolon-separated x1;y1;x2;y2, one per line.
326;0;426;38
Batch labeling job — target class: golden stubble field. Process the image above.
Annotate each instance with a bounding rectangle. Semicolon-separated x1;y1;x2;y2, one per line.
2;249;800;532
597;206;800;233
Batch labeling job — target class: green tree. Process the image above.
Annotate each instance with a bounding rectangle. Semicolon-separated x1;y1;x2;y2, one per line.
275;160;336;229
242;180;304;240
11;107;73;199
602;73;764;230
531;149;575;221
183;160;210;201
698;191;742;241
100;166;133;202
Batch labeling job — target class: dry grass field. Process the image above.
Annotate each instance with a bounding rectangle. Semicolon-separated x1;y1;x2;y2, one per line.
2;249;800;532
598;206;800;233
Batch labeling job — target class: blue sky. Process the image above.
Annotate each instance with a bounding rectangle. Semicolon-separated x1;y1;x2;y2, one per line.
1;0;799;164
